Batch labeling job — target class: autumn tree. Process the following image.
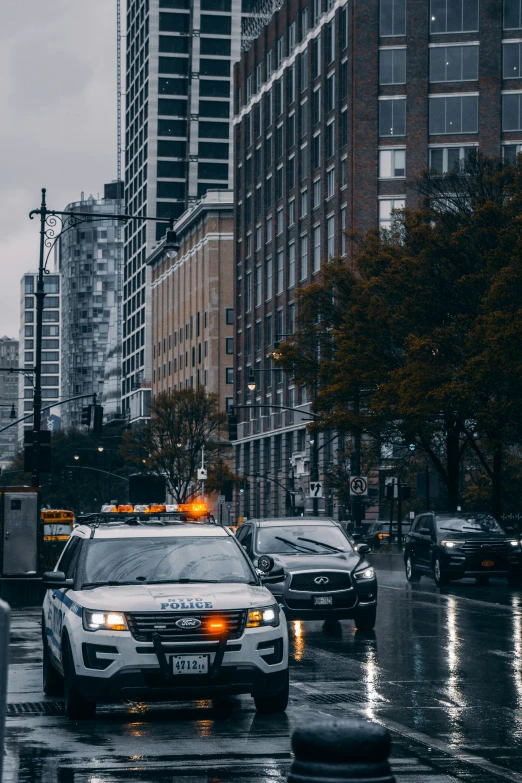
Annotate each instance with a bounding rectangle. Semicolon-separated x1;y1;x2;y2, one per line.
120;387;229;503
277;154;522;517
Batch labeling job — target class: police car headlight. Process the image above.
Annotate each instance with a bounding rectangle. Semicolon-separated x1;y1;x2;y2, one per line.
246;605;280;628
83;610;128;632
354;567;375;580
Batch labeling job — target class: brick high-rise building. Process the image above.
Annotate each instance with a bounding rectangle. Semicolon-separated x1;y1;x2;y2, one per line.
122;0;257;422
0;337;18;470
233;0;516;518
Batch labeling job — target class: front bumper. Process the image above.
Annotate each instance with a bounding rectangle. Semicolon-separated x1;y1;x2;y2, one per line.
274;581;377;620
67;621;288;703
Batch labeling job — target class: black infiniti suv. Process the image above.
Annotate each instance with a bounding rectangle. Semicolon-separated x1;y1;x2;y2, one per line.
404;512;522;587
236;517;377;630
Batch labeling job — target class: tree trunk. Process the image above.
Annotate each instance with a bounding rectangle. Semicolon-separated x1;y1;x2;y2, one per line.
446;424;461;511
492;442;502;521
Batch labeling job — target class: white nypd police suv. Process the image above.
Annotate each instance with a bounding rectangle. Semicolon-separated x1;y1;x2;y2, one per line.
42;520;288;719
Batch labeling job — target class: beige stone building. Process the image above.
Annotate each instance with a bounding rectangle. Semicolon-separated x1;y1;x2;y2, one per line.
148;190;235;413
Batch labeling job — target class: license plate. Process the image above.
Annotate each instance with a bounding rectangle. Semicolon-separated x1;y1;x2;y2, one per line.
171;654;209;675
314;596;333;606
482;560;495;567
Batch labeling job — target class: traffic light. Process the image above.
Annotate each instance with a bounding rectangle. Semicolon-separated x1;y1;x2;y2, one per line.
93;405;104;433
81;406;92;427
349;452;357;474
228;412;238;441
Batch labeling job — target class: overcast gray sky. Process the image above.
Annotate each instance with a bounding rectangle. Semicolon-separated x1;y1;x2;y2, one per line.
0;1;117;338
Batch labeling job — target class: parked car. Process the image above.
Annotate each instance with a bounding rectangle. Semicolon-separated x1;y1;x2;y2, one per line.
235;517;377;631
361;521;411;549
404;511;522;587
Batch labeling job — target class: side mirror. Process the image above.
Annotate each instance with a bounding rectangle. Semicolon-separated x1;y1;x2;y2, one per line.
357;543;371;555
257;555;274;573
260;566;286;584
42;571;73;589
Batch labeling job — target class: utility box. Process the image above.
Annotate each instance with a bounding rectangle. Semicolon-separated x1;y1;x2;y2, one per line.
0;488;39;576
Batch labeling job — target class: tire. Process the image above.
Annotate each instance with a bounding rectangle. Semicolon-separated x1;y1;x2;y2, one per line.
405;555;421;583
353;606;377;632
508;571;522;588
433;555;449;587
42;634;64;697
63;638;96;720
475;575;489;586
253;669;289;714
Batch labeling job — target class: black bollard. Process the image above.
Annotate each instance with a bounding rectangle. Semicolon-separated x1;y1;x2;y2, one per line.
289;717;395;783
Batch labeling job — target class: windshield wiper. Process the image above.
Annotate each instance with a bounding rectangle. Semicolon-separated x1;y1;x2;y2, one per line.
297;536;344;552
80;580;141;590
274;535;315;553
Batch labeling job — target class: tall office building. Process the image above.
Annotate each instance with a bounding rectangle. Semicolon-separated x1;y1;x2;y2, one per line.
233;0;513;517
0;337;19;470
122;0;257;420
58;183;124;429
18;272;61;443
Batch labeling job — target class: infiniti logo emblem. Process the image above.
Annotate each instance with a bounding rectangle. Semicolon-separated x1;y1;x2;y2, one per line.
175;617;202;629
314;576;330;585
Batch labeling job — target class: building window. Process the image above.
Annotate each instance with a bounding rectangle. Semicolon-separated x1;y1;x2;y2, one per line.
245;271;252;312
379;198;405;230
379;148;406;178
267;50;273;78
226;308;234;325
277;35;285;68
326;73;335;113
312;36;321;78
503;143;522;162
326;121;335;158
245;327;252;355
301;98;309;137
226;368;234;384
256;62;263;92
289;198;296;226
312;133;321;168
380;48;406;85
504;42;522;78
505;0;522;28
503;92;522;130
226;337;234;355
255;224;262;251
300;234;308;279
289;242;296;288
288;64;296;105
266;314;273;346
341;206;347;256
380;0;406;36
266;257;273;300
289;21;297;53
300;143;308;180
288;156;296;190
429;95;478;134
312;87;321;126
313;226;321;273
327;215;335;258
327;167;335;198
301;50;309;92
267;215;273;242
429;145;475;172
430;45;479;82
379;98;406;137
300;188;308;217
255;264;262;306
277;206;284;234
276;166;284;199
430;0;479;33
276;250;284;294
302;6;309;37
255;320;262;352
313;177;321;209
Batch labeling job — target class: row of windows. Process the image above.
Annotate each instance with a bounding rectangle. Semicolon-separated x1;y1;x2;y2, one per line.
382;0;522;37
154;365;234;385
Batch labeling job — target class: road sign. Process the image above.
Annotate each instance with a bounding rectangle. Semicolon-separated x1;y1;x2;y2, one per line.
350;476;368;496
218;495;225;505
409;511;415;519
197;468;208;480
309;481;323;498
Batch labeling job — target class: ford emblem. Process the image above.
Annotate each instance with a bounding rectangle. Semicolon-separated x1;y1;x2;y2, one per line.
314;576;330;585
175;617;201;629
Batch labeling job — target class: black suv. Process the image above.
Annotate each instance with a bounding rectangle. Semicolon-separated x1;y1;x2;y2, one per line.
236;517;377;630
404;512;522;587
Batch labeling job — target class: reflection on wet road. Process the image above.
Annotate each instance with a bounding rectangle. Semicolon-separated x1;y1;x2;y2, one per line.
6;566;522;783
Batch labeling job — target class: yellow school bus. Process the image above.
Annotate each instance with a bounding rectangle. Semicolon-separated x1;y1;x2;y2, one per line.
41;509;75;541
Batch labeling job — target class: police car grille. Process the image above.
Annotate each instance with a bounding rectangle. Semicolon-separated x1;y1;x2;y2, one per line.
290;571;352;592
126;610;246;642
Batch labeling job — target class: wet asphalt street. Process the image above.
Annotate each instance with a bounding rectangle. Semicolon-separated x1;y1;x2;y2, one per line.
6;562;522;783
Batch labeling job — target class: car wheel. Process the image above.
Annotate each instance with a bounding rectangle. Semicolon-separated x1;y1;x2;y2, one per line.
508;571;522;588
433;555;449;587
405;555;421;583
353;606;377;632
475;575;489;586
63;638;96;720
42;632;63;697
253;669;289;714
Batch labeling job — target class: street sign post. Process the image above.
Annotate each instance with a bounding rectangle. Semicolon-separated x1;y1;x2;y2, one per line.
217;495;225;504
349;476;368;496
309;481;323;498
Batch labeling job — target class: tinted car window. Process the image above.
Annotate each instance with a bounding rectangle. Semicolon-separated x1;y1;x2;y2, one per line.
257;525;352;554
82;537;256;586
437;515;504;534
57;536;82;578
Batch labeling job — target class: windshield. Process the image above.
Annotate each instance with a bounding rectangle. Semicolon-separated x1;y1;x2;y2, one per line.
82;537;256;586
438;516;505;534
257;525;352;555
